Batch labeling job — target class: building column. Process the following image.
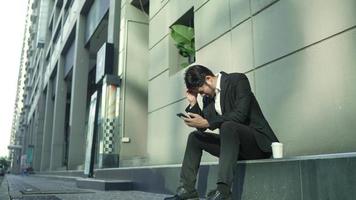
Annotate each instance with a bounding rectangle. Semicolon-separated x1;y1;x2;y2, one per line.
25;116;35;167
50;59;67;170
94;0;122;168
12;149;21;174
67;14;89;170
33;95;45;171
108;0;121;75
40;79;54;171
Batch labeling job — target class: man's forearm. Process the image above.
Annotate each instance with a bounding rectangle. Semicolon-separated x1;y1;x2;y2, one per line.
183;109;209;132
185;103;202;115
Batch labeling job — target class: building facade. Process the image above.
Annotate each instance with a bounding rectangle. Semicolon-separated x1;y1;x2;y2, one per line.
9;0;356;175
8;0;33;174
146;0;356;166
9;0;149;172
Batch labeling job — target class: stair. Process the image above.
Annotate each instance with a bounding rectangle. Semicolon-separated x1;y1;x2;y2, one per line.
76;178;134;191
38;152;356;200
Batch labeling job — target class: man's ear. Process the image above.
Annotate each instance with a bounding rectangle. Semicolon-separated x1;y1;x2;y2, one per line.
205;75;214;85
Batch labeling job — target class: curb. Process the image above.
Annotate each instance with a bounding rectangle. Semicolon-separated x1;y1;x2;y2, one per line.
32;174;82;182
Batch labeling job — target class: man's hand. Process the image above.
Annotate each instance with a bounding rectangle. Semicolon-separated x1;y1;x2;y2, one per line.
183;113;209;128
186;90;197;107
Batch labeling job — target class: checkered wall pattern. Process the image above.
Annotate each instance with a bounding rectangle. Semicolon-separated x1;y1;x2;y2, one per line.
103;118;116;154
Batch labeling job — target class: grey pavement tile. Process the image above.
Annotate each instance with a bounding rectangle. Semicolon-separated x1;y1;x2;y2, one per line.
6;175;172;200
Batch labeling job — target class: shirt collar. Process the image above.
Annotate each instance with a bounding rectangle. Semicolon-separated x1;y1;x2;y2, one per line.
215;73;221;93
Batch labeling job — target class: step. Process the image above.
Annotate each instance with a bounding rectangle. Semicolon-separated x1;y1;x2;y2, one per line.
39;152;356;200
76;178;134;191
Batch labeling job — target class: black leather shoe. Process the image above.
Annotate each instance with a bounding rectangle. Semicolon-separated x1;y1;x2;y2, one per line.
206;189;232;200
164;186;199;200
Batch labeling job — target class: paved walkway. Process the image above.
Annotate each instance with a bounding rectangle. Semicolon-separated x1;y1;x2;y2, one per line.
2;175;171;200
0;176;10;200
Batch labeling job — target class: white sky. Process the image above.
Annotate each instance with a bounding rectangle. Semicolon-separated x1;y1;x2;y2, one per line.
0;1;28;157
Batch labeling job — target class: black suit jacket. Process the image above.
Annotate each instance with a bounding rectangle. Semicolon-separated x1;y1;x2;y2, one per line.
185;72;279;153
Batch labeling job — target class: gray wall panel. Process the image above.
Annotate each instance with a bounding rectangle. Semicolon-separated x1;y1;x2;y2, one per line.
148;70;185;112
149;0;161;19
250;0;277;14
149;0;169;20
194;0;209;11
149;4;169;49
231;19;254;73
147;100;191;165
123;3;149;23
255;28;356;156
253;0;356;67
149;36;169;79
121;21;149;158
167;0;194;26
245;71;255;94
230;0;251;28
196;32;233;73
147;100;217;166
195;0;231;50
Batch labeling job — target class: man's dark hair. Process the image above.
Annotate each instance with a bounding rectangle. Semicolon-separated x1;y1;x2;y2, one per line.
184;65;214;90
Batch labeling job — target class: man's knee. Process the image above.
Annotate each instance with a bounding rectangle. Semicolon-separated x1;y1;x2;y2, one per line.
220;121;240;137
187;131;200;144
220;121;239;131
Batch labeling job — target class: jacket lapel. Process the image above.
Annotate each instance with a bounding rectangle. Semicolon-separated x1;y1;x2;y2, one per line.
219;71;228;114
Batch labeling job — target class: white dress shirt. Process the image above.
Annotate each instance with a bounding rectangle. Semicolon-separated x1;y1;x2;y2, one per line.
214;73;222;115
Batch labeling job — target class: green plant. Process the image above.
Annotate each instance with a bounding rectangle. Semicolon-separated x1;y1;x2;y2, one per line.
0;156;10;170
170;24;195;68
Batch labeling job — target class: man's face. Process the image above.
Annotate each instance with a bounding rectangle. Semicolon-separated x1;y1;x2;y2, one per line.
192;76;215;97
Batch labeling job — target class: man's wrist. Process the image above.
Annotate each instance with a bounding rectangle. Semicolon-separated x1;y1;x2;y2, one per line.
189;101;197;108
204;119;210;128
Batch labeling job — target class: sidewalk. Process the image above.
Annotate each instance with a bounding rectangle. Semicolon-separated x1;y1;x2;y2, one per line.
3;175;171;200
0;176;10;200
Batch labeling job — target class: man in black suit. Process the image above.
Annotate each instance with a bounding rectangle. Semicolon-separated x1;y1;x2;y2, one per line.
165;65;279;200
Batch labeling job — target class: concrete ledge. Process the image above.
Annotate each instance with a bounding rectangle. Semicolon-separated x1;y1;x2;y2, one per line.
76;178;134;191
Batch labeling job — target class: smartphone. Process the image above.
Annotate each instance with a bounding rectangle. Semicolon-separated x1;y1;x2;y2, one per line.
177;113;190;119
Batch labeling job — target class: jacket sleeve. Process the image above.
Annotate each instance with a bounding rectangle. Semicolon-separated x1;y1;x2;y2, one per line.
185;98;213;132
206;74;252;130
185;103;203;116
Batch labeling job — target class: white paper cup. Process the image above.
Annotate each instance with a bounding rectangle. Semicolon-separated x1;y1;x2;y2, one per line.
271;142;283;158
